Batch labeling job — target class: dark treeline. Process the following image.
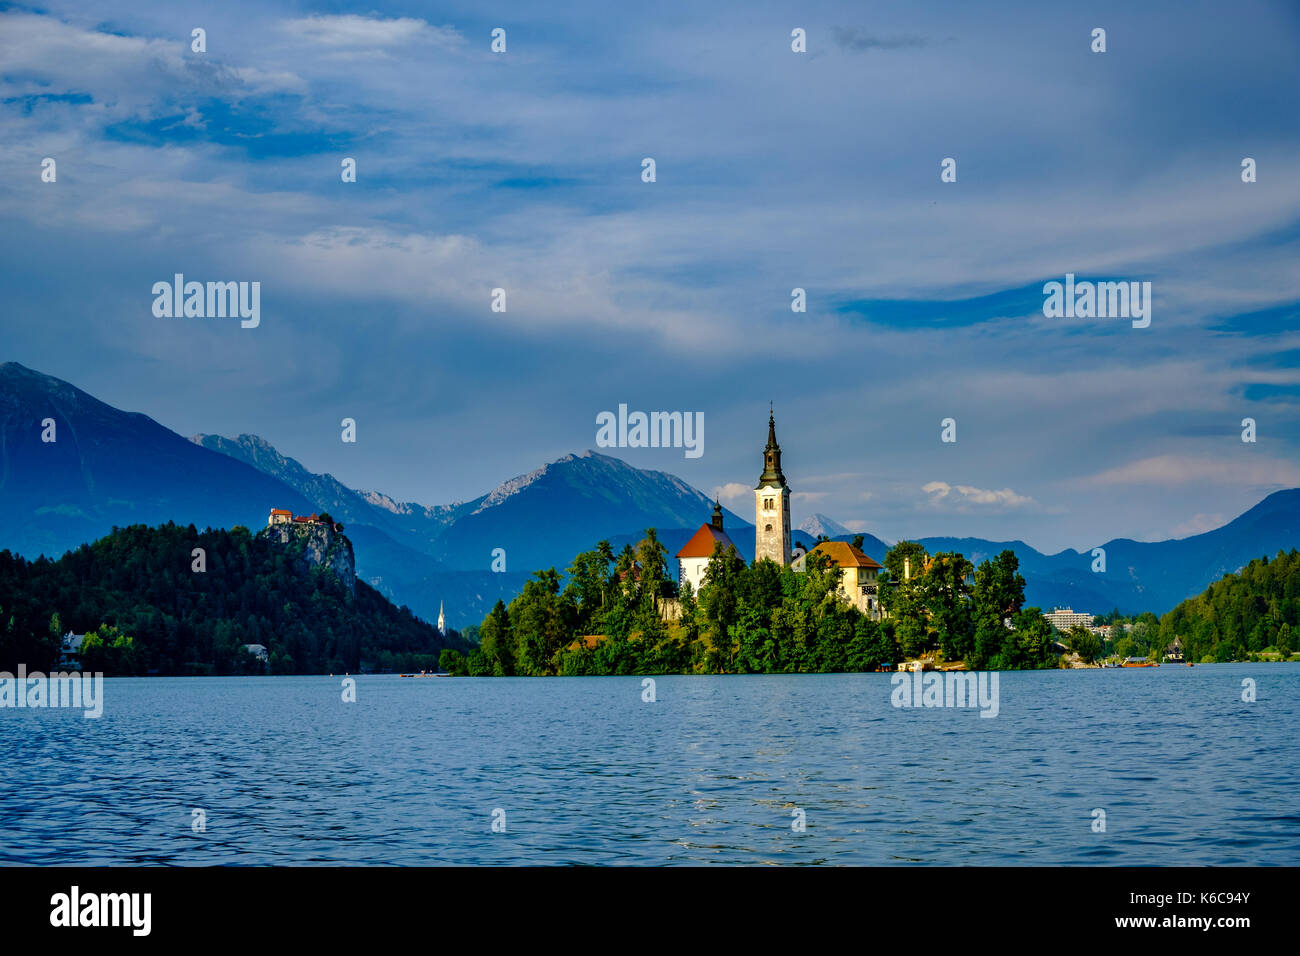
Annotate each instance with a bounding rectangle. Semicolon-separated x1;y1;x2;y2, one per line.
0;522;466;675
439;532;1058;675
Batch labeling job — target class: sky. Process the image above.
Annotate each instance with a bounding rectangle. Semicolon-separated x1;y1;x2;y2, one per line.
2;0;1299;554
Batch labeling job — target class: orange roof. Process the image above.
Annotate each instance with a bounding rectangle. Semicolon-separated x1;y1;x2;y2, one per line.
269;509;292;515
677;523;736;559
811;540;883;569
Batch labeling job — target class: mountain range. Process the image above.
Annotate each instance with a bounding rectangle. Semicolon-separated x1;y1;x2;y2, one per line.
2;361;1297;626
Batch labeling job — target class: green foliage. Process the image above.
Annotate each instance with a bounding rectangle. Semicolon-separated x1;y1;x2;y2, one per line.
463;531;1062;675
1159;550;1300;662
0;522;467;674
439;648;469;676
1066;624;1103;663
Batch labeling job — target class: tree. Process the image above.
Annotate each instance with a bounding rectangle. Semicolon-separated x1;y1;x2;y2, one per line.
510;569;570;675
1067;624;1103;663
797;549;844;619
478;600;514;675
882;541;930;591
699;543;746;672
1000;608;1054;669
969;550;1026;669
439;648;469;675
923;552;974;661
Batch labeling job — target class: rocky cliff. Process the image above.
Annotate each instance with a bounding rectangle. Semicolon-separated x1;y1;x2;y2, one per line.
258;521;356;595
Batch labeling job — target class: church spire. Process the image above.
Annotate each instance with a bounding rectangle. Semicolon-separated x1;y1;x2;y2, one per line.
754;405;792;565
757;403;787;489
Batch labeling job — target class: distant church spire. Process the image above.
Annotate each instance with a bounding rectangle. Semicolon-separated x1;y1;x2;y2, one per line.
754;407;792;565
437;600;445;634
711;497;724;530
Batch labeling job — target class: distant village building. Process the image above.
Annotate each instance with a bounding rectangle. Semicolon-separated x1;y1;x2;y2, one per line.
243;643;269;664
676;500;737;595
268;508;293;526
59;632;84;670
755;408;792;566
793;541;885;620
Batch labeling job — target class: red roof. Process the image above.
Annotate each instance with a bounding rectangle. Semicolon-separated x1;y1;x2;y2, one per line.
677;523;736;559
269;509;292;516
810;541;883;569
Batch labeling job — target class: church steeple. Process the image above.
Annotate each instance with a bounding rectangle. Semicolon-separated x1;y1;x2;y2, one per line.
756;403;788;490
754;405;792;565
437;600;445;634
711;497;724;530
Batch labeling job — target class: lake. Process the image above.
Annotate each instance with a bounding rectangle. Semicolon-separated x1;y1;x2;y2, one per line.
1;665;1297;865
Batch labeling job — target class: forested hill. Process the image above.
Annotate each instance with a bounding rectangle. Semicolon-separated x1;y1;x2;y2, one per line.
1160;549;1300;663
0;522;468;675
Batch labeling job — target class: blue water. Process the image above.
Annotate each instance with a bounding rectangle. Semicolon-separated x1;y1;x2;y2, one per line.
1;665;1297;865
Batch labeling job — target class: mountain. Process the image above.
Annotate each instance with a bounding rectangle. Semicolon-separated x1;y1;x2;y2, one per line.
788;493;1300;616
190;433;458;554
798;513;852;539
425;451;748;573
6;362;1299;627
192;436;750;621
0;362;315;560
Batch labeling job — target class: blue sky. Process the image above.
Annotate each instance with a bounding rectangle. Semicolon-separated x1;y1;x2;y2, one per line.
2;0;1299;553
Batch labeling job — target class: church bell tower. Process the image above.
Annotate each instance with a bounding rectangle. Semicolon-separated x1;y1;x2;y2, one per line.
755;406;791;565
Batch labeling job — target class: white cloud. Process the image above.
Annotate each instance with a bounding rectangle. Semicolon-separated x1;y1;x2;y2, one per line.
922;481;1036;509
1170;513;1227;538
714;482;751;511
283;15;461;50
1083;455;1300;488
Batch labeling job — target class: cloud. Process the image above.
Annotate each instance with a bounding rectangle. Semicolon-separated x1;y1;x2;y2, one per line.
831;27;929;53
2;1;1299;555
283;15;461;50
1170;513;1227;538
713;482;752;511
922;481;1037;510
792;491;831;505
1083;455;1300;488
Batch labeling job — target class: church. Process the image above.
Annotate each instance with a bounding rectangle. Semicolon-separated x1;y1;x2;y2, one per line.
675;408;885;620
754;407;792;565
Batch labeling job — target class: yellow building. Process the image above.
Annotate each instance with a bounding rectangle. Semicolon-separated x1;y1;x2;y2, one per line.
793;540;885;620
